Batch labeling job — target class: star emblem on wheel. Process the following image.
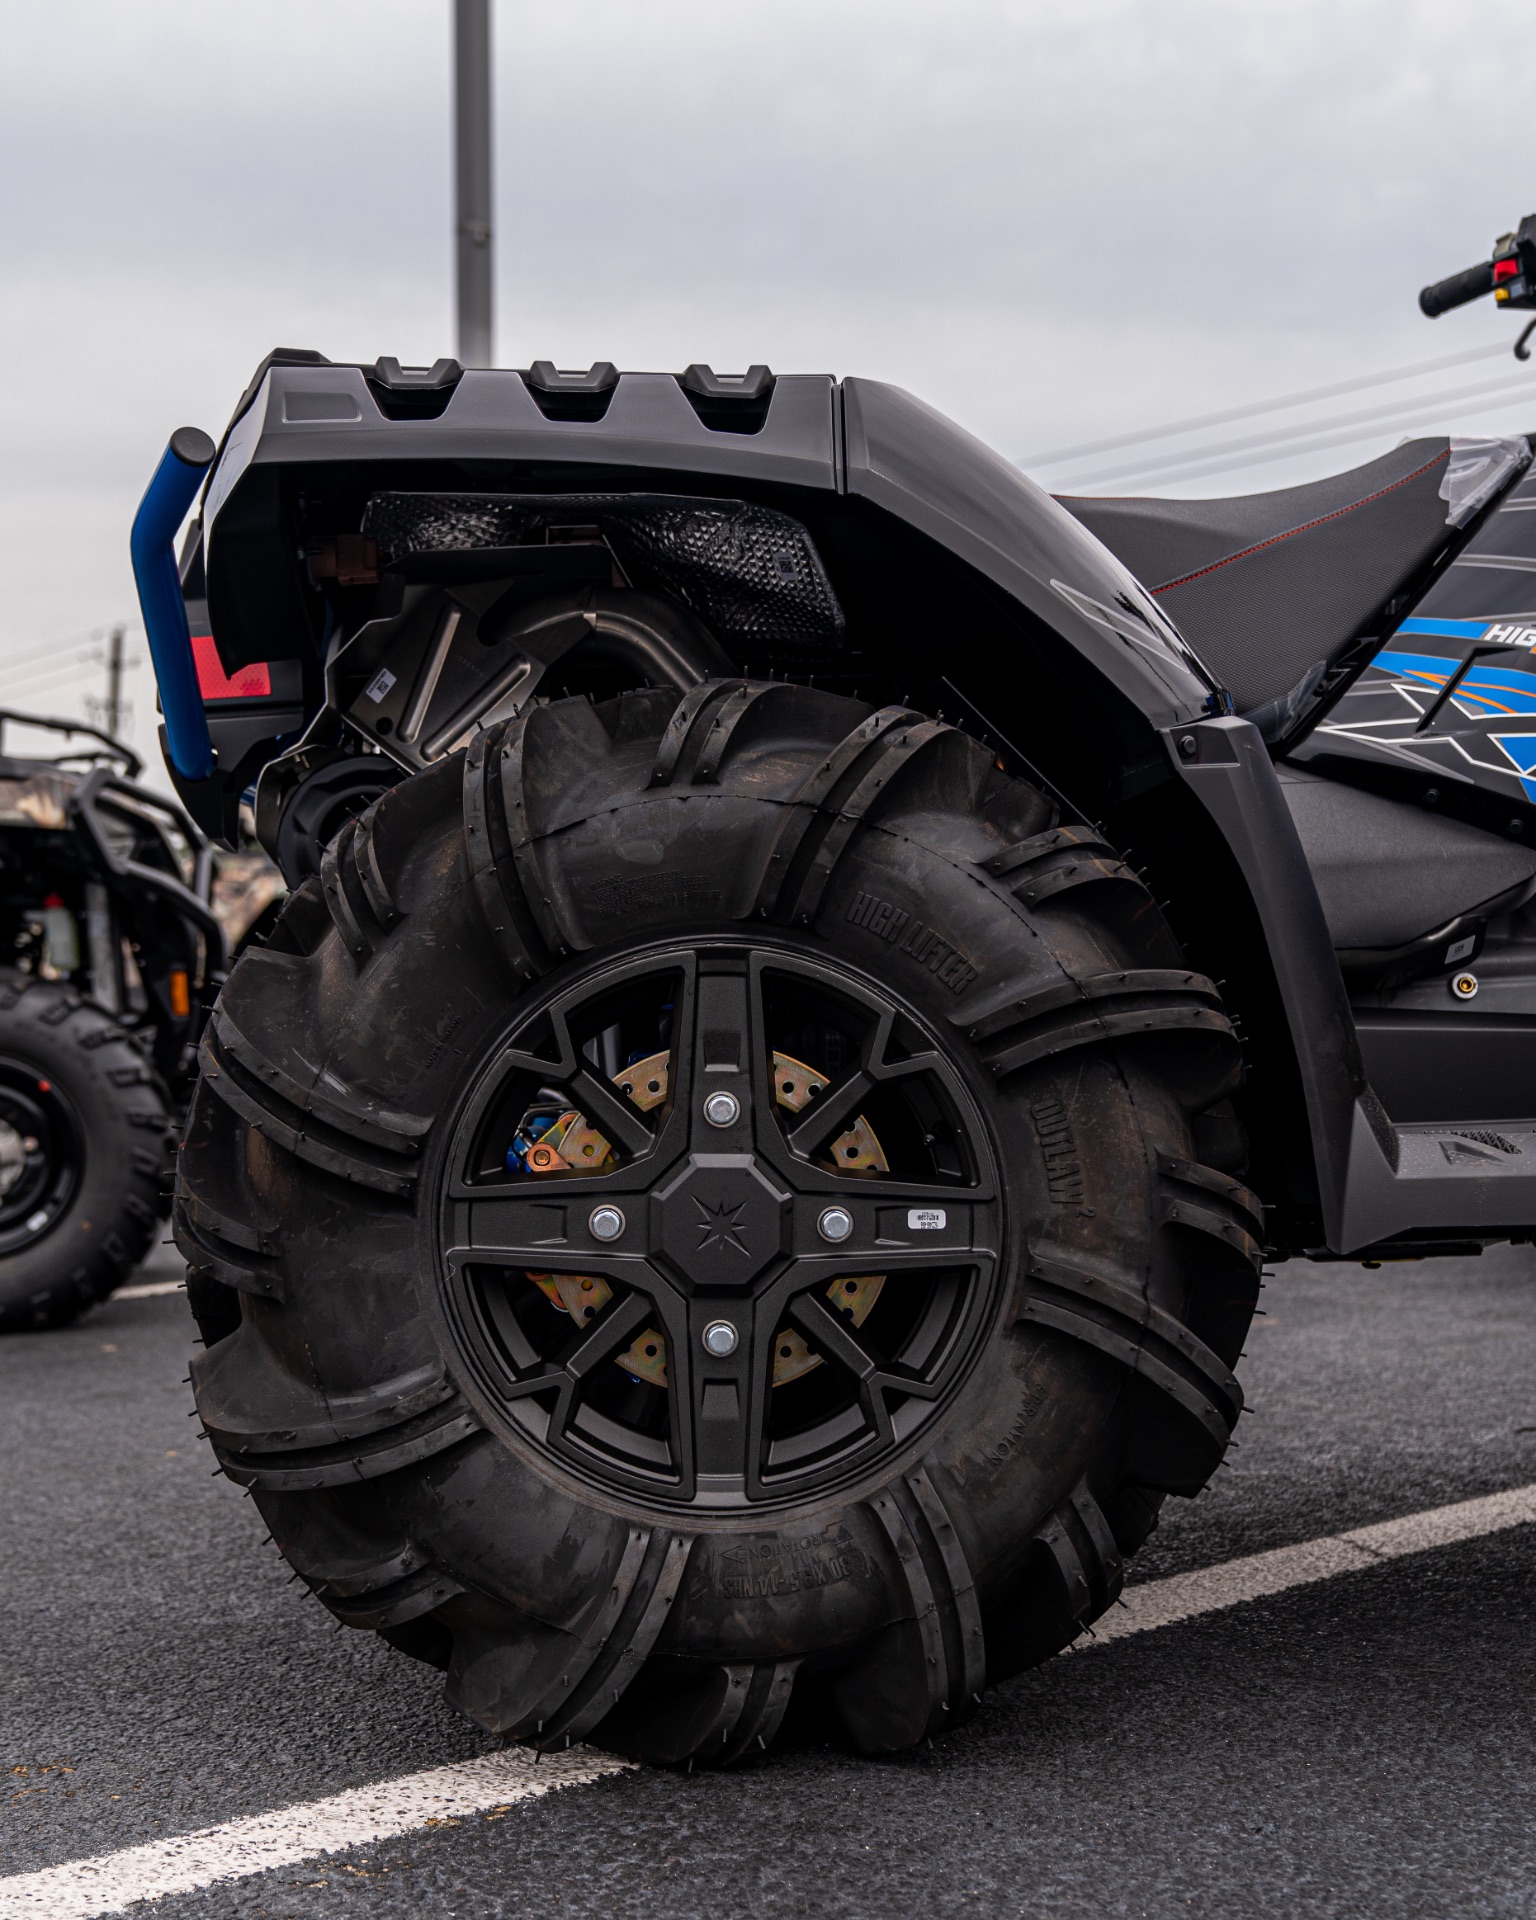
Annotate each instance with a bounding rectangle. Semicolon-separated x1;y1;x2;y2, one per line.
694;1195;752;1257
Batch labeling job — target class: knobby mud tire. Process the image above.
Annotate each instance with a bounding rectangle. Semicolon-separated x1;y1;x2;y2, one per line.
0;971;174;1329
178;682;1263;1762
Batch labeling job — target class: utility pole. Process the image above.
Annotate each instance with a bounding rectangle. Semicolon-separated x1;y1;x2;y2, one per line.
455;0;494;367
106;625;125;740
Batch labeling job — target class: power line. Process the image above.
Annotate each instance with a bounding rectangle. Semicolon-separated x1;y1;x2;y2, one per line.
1064;387;1536;493
0;632;122;677
6;649;106;685
3;617;141;657
4;657;109;702
1020;341;1512;468
1052;367;1536;493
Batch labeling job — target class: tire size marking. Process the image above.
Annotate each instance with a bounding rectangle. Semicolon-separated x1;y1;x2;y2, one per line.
712;1527;870;1601
846;891;977;994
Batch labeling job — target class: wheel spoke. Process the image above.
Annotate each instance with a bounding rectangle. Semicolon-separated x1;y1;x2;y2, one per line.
789;1247;995;1291
683;1298;766;1485
681;961;759;1153
783;1067;874;1159
783;1293;900;1449
787;1292;877;1382
563;1289;653;1379
447;1178;655;1258
499;1365;569;1405
795;1170;997;1208
869;1366;946;1402
564;1062;654;1159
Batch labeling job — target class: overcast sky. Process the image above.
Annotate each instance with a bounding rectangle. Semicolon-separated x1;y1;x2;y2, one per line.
2;0;1534;774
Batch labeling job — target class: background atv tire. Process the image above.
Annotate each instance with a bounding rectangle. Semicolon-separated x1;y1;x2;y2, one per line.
0;970;174;1329
178;682;1263;1761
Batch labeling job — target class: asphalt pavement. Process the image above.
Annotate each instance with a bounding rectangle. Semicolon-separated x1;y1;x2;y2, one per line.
3;1238;1534;1919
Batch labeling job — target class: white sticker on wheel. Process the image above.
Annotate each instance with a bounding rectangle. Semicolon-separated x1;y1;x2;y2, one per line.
907;1207;947;1231
364;667;397;703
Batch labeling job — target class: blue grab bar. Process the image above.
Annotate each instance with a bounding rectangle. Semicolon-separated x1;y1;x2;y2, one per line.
130;428;216;781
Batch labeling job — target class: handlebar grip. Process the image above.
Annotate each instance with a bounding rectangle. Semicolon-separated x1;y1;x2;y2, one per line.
1420;260;1496;317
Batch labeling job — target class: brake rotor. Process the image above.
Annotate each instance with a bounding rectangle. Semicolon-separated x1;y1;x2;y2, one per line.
826;1113;888;1172
771;1052;827;1112
618;1327;669;1389
614;1050;669;1111
529;1271;614;1323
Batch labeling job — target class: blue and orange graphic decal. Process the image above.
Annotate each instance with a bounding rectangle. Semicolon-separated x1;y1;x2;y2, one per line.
1491;735;1536;802
1394;616;1500;643
1366;646;1536;719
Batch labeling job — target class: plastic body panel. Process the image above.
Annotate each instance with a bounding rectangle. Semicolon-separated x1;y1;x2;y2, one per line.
840;380;1223;729
200;365;1223;731
1166;717;1371;1247
205;365;842;512
1355;1010;1536;1122
1276;765;1536;949
1169;719;1536;1250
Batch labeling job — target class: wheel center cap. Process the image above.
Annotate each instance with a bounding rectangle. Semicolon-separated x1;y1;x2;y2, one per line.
652;1154;789;1290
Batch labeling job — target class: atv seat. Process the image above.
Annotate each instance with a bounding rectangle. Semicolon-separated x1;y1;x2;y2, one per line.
1058;439;1452;716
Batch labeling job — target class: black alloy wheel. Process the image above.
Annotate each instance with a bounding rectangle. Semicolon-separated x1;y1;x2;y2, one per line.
0;1059;82;1257
440;941;1002;1510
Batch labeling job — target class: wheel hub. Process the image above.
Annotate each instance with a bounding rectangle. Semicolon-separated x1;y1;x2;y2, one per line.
0;1059;79;1255
439;940;1002;1510
652;1154;789;1289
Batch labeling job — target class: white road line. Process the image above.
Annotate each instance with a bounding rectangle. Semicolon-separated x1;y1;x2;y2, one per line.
0;1748;630;1920
1092;1480;1536;1644
2;1483;1532;1919
112;1279;184;1300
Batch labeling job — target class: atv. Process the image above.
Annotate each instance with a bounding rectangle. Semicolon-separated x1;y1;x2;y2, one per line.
135;224;1536;1761
0;712;224;1327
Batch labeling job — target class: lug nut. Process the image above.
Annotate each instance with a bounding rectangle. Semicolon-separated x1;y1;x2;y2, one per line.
818;1205;854;1243
703;1090;740;1128
702;1319;739;1357
588;1204;625;1242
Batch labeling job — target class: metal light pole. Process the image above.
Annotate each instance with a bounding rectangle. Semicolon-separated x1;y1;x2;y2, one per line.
454;0;495;367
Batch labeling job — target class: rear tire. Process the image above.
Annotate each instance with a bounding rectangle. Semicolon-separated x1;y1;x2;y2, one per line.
0;971;174;1329
178;683;1263;1759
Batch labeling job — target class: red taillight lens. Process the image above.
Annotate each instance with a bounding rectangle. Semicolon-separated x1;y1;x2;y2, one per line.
191;633;271;700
